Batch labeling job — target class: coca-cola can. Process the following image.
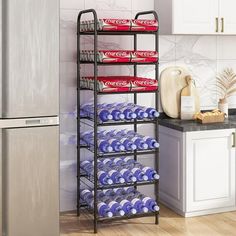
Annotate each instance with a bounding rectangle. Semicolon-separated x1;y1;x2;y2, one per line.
131;51;158;63
98;77;130;92
97;50;131;63
131;19;158;31
130;77;158;91
98;19;131;31
83;76;131;92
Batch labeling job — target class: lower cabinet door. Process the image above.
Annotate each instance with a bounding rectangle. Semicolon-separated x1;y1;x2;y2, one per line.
2;126;59;236
186;129;236;212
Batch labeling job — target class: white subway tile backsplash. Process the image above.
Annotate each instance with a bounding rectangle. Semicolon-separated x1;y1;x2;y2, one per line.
97;36;133;50
60;62;76;87
176;36;217;60
85;0;132;11
60;85;77;112
77;10;132;24
137;65;155;79
217;60;236;76
60;29;77;62
159;35;175;61
132;0;154;11
60;10;78;62
159;61;176;72
98;66;133;76
60;160;77;211
137;35;156;51
217;36;236;60
60;115;77;133
94;10;132;18
60;9;79;27
60;0;84;10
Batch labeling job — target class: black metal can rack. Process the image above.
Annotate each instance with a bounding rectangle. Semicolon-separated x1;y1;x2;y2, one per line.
77;9;159;233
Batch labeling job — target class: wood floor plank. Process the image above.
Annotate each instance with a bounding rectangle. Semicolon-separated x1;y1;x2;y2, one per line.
60;205;236;236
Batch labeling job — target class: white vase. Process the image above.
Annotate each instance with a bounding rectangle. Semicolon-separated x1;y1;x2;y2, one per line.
218;102;228;117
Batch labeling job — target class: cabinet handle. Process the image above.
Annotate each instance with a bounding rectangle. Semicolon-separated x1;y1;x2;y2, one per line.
215;17;219;32
232;132;236;148
221;18;224;33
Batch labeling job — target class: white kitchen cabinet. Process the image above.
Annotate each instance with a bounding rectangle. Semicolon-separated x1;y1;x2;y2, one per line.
155;0;236;35
159;126;236;217
219;0;236;34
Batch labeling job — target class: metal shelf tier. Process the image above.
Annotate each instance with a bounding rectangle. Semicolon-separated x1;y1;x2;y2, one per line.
79;88;159;95
80;146;158;158
77;8;159;233
80;174;159;190
83;206;159;222
80;117;158;126
79;31;157;36
80;202;159;223
79;61;158;66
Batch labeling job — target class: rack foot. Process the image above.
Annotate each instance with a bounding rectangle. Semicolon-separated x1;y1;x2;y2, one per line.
94;219;98;234
77;209;80;217
155;213;159;225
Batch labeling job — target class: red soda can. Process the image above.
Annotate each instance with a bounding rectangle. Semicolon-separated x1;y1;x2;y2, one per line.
131;19;158;31
131;51;158;63
130;77;158;91
98;19;131;31
98;50;131;63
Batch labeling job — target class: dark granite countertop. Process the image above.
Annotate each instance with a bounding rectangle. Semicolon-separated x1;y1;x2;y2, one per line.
159;115;236;132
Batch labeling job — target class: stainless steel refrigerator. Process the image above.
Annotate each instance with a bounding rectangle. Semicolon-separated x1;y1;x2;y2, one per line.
0;0;59;235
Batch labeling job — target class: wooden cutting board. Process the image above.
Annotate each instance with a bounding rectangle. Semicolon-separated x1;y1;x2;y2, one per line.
160;66;190;118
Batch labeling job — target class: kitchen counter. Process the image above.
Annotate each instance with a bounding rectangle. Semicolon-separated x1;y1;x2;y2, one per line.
159;115;236;132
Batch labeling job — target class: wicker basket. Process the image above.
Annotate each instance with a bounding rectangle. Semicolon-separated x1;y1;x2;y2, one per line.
197;112;225;124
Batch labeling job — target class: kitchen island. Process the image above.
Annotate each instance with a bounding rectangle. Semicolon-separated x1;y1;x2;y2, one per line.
159;115;236;217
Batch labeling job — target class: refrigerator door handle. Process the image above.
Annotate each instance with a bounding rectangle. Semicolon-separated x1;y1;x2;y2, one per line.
0;117;59;129
25;119;41;125
24;117;59;126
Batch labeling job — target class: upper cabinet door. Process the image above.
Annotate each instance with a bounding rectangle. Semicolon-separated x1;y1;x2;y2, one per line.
173;0;219;34
219;0;236;34
2;0;59;118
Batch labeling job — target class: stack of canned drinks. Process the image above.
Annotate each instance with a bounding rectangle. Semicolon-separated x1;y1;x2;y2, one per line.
80;50;158;63
80;19;158;32
80;76;158;92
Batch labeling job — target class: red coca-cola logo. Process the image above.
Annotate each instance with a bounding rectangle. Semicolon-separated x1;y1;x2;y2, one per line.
133;51;157;58
132;80;157;86
104;81;129;87
104;51;130;58
133;20;157;26
104;19;130;25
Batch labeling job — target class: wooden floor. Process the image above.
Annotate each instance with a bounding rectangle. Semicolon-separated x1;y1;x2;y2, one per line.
60;205;236;236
